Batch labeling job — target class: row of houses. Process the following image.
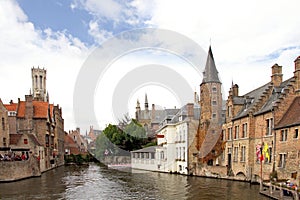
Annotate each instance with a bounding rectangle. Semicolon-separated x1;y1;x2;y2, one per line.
0;67;90;181
132;46;300;185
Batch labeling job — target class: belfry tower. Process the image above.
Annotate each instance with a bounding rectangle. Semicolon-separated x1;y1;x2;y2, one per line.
32;67;48;102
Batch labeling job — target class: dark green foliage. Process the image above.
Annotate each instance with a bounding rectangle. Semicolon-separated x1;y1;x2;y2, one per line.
95;120;148;160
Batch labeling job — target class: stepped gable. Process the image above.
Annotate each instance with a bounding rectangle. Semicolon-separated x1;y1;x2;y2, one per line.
275;96;300;129
233;82;271;119
255;78;294;115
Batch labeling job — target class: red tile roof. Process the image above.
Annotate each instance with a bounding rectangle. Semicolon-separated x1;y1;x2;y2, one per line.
4;103;17;111
276;96;300;129
33;101;52;118
64;134;81;155
17;101;25;118
16;100;53;119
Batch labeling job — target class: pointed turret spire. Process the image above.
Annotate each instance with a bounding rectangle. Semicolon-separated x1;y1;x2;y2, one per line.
202;46;221;84
145;93;149;111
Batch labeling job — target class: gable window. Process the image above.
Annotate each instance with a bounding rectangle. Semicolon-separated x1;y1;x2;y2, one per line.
24;139;28;144
228;106;232;118
280;129;288;141
294;129;299;139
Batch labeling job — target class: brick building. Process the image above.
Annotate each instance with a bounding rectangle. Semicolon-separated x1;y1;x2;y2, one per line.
3;67;65;171
135;94;180;137
0;99;9;148
220;56;300;183
192;46;226;176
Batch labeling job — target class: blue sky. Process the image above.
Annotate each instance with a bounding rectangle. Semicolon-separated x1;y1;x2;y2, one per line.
17;0;94;44
1;0;300;132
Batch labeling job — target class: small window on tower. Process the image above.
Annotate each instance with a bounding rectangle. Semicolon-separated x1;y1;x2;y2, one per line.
212;87;217;92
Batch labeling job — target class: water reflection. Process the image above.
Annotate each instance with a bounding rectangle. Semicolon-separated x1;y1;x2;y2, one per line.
0;163;267;200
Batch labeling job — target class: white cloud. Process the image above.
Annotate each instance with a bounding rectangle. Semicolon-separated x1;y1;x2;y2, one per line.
0;0;90;131
146;0;300;94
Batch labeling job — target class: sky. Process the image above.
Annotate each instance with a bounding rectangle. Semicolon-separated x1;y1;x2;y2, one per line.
1;0;300;133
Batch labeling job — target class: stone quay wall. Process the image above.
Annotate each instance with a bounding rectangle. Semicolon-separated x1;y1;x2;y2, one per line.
0;157;41;182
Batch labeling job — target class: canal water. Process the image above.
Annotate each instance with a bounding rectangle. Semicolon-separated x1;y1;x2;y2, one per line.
0;163;268;200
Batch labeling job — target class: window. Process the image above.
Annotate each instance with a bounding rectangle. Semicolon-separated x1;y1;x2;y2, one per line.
242;123;248;138
228;106;232;118
212;113;216;119
39;75;43;89
294;129;298;139
278;153;287;168
212;87;217;92
241;146;246;162
3;138;6;147
233;147;239;162
2;117;5;131
228;128;232;141
228;147;232;154
280;129;288;141
35;75;38;88
24;139;28;144
212;100;217;106
183;147;186;161
235;126;239;139
222;130;225;141
160;151;164;160
266;118;273;136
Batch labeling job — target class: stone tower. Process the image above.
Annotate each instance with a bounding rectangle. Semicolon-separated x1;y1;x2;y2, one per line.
197;46;223;160
32;67;48;102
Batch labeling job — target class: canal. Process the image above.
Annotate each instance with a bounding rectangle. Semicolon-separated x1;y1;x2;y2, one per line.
0;163;268;199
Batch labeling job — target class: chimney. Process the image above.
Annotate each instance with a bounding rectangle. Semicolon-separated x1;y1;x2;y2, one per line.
271;64;283;87
187;103;194;118
294;56;300;94
232;84;239;97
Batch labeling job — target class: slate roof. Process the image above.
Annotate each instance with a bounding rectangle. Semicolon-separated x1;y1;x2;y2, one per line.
202;46;221;84
232;77;294;120
138;108;180;123
233;82;272;119
131;145;158;153
275;96;300;129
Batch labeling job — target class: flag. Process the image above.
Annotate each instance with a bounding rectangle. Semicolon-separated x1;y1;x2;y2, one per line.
263;143;270;161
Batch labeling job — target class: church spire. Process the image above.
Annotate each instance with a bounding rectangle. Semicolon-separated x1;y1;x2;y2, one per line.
202;46;221;84
145;93;149;111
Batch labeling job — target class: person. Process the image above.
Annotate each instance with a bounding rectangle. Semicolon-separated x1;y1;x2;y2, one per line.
21;152;26;160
